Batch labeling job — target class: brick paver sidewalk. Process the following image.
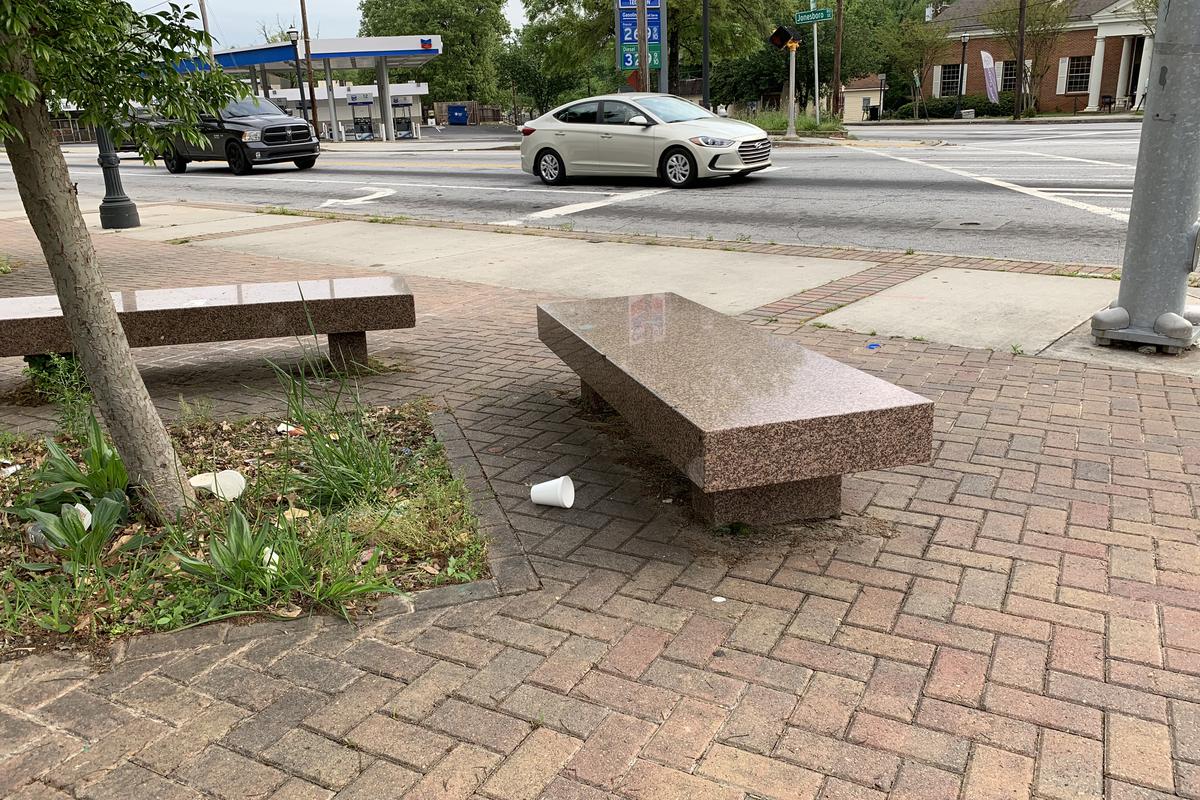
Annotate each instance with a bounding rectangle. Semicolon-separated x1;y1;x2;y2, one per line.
2;226;1199;800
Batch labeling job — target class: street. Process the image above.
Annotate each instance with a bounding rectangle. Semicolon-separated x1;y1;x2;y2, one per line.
1;122;1140;266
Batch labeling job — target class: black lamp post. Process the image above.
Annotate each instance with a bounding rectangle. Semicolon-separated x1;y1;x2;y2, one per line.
953;32;969;119
287;27;309;123
96;126;139;229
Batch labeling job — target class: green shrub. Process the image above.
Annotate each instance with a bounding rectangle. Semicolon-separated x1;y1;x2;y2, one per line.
894;91;1016;119
23;354;92;438
730;110;844;133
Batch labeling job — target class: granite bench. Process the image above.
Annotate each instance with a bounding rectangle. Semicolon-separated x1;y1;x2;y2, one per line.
538;293;934;525
0;275;415;371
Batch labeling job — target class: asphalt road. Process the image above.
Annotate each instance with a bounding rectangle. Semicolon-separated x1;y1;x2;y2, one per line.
1;121;1141;266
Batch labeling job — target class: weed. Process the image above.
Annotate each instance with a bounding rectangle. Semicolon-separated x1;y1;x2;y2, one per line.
23;354;92;438
273;367;399;510
559;222;575;232
705;234;714;242
21;496;125;572
763;316;779;324
258;206;306;216
1010;343;1025;355
905;248;915;255
868;330;877;336
177;395;214;427
27;416;128;513
735;233;752;243
912;336;927;342
366;215;411;224
810;321;832;329
0;255;14;275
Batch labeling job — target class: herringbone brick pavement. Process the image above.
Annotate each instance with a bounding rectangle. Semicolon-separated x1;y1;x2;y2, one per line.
2;228;1199;800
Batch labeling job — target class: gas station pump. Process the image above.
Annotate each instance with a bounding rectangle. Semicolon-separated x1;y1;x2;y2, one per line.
391;97;418;139
348;93;375;140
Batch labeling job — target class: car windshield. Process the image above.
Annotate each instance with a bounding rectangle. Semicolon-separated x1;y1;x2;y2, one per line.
637;96;714;123
223;97;285;118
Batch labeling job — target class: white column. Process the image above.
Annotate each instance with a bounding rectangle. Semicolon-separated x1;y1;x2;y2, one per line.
1135;36;1155;109
323;60;340;141
1115;36;1133;104
1085;35;1106;111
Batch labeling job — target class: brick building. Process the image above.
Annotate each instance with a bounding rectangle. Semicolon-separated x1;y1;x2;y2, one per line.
928;0;1154;113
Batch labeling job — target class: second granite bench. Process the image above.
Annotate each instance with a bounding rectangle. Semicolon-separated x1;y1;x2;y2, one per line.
1;275;415;371
537;293;934;525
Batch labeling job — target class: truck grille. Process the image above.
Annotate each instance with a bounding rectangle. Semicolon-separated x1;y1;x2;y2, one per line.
262;124;311;145
738;138;772;165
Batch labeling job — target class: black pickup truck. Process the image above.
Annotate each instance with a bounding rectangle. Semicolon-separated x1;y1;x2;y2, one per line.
160;97;320;175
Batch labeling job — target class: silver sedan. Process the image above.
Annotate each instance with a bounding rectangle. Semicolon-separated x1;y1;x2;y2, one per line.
519;94;772;189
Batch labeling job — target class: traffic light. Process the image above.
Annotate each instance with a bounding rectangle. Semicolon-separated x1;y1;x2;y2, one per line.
768;25;797;49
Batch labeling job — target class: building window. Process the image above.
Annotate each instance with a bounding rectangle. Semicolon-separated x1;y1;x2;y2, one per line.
940;63;961;97
1001;61;1018;92
1066;55;1092;93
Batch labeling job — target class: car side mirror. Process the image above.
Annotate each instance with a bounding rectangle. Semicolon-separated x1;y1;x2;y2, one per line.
628;115;653;127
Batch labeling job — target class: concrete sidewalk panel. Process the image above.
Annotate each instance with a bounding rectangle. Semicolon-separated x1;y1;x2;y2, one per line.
193;221;876;315
813;268;1120;352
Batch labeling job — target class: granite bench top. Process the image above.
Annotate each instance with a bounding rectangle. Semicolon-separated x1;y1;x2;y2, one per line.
538;293;933;492
1;276;415;357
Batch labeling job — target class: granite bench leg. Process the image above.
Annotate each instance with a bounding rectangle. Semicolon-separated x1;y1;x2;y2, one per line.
327;331;368;373
580;379;614;414
693;475;842;526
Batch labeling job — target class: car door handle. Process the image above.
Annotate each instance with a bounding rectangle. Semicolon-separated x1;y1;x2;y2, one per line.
599;133;614;139
554;132;566;137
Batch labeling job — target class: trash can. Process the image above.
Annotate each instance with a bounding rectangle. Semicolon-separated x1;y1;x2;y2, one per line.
868;105;880;122
448;105;469;125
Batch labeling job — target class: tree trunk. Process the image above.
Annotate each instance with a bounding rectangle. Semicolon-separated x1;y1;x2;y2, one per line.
1;44;194;522
668;24;681;94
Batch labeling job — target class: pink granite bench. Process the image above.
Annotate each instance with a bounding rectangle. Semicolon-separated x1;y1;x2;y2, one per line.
538;293;934;525
0;276;414;371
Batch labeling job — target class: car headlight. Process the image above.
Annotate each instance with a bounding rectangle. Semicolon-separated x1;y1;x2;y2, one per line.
689;136;734;148
241;130;261;142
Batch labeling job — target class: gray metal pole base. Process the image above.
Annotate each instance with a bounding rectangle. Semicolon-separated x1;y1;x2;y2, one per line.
98;198;141;230
95;127;140;230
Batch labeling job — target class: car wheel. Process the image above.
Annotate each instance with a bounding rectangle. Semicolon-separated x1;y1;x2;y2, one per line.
163;146;187;174
661;147;697;188
294;156;318;170
536;149;567;186
225;141;252;175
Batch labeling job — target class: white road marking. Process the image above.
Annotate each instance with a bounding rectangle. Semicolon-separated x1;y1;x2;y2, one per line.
318;187;396;207
494;187;671;225
954;146;1135;169
857;147;1130;223
1003;129;1126;145
757;165;790;173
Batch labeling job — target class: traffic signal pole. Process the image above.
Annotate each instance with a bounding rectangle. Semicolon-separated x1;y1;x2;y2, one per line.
1091;0;1200;354
785;40;799;138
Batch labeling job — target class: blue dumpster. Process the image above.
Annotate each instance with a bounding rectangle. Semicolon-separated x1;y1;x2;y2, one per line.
448;105;469;125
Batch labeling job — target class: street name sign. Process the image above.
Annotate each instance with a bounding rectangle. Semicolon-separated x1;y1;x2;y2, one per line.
794;8;832;24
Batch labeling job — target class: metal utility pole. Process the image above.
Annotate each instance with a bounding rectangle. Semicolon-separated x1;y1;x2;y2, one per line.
831;0;844;117
701;0;710;107
636;0;650;91
286;27;309;124
659;0;669;93
810;0;820;124
953;33;968;118
1092;0;1200;354
197;0;215;62
299;0;320;135
95;128;139;229
785;39;799;138
1013;0;1027;119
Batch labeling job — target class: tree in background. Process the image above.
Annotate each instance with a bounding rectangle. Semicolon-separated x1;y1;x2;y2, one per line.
1133;0;1158;34
0;0;242;521
883;18;949;118
499;23;599;117
982;0;1070;112
359;0;509;104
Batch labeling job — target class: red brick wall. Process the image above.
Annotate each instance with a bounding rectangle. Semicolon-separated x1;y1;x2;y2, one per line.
923;27;1129;113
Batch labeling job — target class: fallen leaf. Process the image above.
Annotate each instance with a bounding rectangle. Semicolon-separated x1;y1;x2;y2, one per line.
108;534;134;555
275;605;303;619
419;563;440;575
282;508;310;521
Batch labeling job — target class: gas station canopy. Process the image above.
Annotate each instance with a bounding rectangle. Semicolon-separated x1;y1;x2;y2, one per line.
181;35;443;74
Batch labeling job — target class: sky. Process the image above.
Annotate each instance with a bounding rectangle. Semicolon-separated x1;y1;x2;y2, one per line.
139;0;526;49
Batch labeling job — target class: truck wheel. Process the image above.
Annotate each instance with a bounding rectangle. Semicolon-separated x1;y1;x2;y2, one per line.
225;141;252;175
294;156;318;170
163;146;187;174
